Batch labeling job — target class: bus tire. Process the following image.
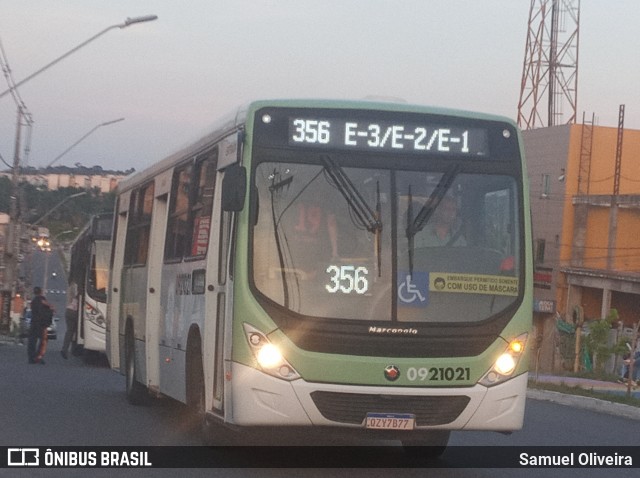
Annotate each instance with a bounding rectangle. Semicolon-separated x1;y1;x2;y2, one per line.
186;334;206;434
186;335;225;445
401;430;450;459
125;323;148;405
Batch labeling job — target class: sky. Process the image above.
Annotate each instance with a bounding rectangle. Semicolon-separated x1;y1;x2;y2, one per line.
1;1;639;173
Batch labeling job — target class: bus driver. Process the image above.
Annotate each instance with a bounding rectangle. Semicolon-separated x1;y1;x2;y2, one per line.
413;195;466;248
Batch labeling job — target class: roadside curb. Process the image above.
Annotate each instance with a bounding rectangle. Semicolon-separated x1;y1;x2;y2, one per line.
527;388;640;421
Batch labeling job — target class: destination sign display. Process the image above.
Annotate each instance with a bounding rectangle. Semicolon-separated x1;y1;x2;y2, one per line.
287;117;489;156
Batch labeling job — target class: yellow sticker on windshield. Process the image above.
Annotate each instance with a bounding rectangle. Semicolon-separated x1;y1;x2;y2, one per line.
429;272;519;296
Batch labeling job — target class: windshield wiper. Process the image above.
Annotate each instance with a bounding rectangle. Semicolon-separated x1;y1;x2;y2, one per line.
268;168;325;309
268;174;293;193
406;165;460;275
321;155;383;276
268;169;293;308
321;155;382;234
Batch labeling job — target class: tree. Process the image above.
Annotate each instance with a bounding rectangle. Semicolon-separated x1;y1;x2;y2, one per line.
583;309;628;374
0;183;115;238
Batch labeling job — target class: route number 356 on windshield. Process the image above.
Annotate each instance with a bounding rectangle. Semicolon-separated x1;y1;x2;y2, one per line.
325;265;369;295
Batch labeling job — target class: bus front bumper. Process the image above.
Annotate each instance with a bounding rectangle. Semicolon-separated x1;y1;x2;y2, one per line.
229;362;527;432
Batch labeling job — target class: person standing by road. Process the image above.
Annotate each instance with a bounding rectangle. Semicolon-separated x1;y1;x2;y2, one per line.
28;286;53;365
61;281;79;360
619;343;640;386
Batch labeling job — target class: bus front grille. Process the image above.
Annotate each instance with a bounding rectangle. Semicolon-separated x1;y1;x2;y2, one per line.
310;391;470;426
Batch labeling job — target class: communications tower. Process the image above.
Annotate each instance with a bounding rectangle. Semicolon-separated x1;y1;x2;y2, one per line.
517;0;580;129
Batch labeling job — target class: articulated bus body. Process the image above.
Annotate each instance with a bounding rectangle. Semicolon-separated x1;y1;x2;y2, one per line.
70;213;112;354
107;100;532;448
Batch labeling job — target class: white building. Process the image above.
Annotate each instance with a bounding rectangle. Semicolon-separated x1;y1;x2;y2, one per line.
1;167;130;193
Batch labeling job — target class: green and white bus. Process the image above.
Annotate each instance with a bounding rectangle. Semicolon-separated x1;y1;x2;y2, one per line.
106;99;532;451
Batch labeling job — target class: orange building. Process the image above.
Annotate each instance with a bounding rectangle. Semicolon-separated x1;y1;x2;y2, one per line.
524;122;640;372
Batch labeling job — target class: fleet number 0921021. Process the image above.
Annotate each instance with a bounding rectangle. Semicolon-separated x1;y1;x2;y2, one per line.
407;367;471;382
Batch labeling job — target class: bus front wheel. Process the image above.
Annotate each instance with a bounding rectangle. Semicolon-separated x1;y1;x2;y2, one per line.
186;342;230;445
401;430;450;459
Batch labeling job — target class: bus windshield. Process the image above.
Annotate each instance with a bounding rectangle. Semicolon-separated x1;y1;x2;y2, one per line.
252;154;521;325
88;240;110;303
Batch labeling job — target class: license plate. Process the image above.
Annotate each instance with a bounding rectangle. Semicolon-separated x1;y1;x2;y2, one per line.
365;413;415;430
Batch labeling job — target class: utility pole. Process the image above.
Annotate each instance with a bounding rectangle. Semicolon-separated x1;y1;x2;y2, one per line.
573;305;584;373
626;321;639;397
608;105;625;270
0;106;23;334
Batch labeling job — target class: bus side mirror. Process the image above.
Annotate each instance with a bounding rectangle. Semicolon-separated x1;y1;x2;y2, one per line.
221;164;247;212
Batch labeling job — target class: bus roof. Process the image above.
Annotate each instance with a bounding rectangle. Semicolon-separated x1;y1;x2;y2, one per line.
116;104;249;194
116;99;518;194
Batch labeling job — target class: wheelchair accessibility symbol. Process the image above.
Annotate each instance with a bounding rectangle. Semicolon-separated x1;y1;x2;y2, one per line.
397;271;429;307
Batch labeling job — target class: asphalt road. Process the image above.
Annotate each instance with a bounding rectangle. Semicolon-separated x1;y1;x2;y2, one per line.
1;334;639;477
2;247;638;476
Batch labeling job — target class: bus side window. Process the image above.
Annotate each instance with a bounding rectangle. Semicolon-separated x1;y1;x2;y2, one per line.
165;164;193;261
124;182;154;266
165;150;218;262
189;152;218;257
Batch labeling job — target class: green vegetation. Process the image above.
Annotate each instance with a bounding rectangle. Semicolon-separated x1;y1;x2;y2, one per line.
528;378;640;408
0;176;115;237
583;309;630;373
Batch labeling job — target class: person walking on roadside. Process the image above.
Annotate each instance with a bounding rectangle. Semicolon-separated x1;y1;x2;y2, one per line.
619;344;640;387
61;281;79;360
28;286;53;365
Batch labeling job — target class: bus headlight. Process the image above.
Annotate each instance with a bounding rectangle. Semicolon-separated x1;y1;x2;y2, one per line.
257;344;283;369
494;353;516;375
479;334;528;387
85;303;105;328
243;323;300;381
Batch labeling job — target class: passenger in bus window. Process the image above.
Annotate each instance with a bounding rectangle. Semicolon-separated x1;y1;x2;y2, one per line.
289;202;338;262
413;195;466;248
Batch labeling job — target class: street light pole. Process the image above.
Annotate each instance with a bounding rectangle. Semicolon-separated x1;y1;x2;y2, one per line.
0;14;156;334
0;15;158;100
45;117;125;169
0;15;156;333
52;229;77;242
32;192;88;226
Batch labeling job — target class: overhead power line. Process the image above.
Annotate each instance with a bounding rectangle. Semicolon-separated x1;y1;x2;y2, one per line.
0;36;34;122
